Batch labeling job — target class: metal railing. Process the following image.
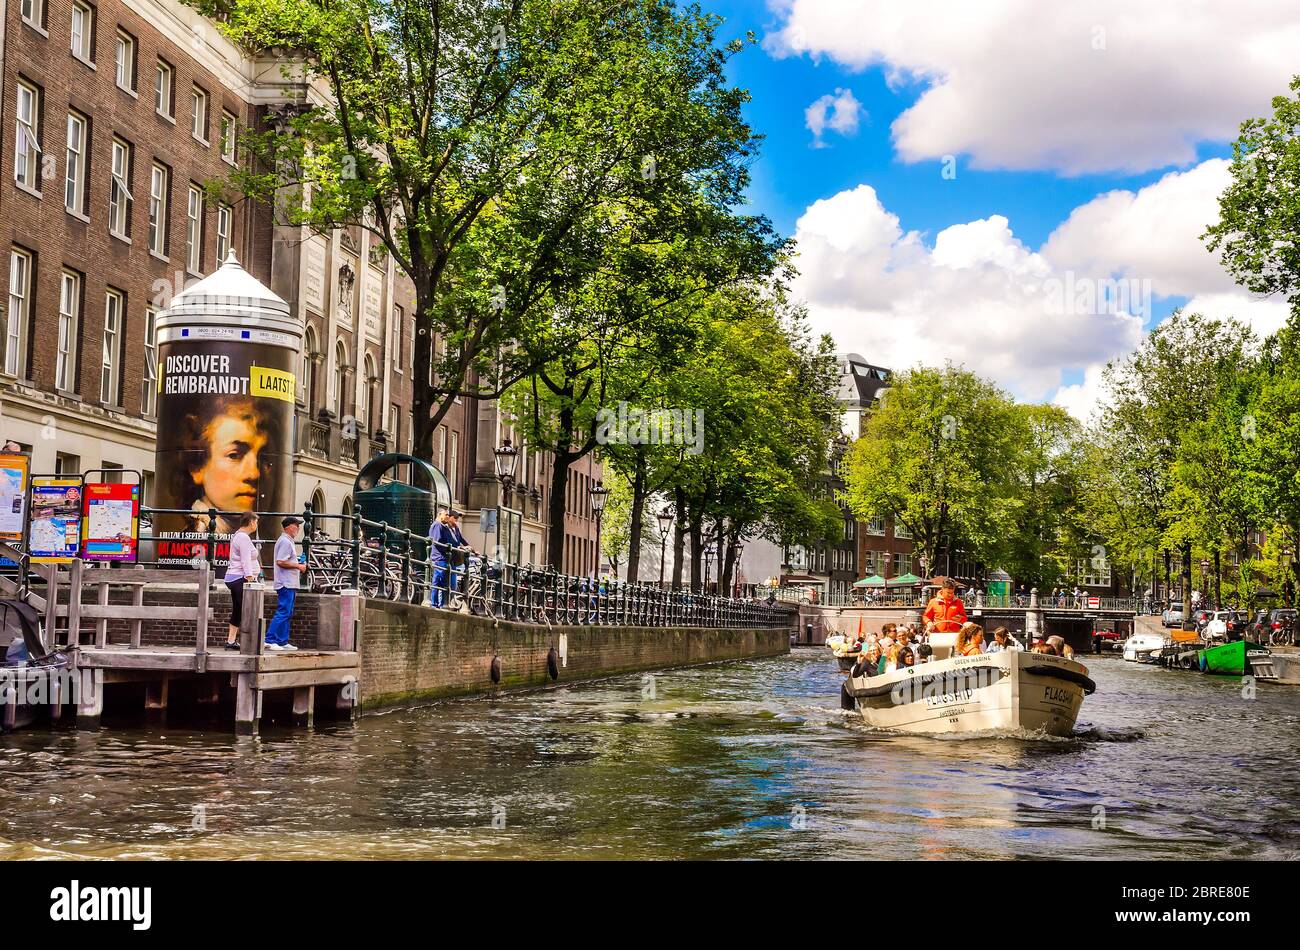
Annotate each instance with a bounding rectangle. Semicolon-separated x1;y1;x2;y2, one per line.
130;504;788;629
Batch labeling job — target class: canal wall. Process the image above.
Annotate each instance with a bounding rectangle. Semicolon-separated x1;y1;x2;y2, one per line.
357;599;790;708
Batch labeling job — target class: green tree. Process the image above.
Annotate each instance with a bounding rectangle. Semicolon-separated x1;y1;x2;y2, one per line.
200;0;774;461
842;365;1022;576
1204;76;1300;310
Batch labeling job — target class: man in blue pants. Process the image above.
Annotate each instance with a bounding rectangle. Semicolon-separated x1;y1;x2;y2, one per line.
430;509;469;608
266;516;307;651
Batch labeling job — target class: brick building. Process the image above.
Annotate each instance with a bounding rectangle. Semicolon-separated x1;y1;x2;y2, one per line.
0;0;597;570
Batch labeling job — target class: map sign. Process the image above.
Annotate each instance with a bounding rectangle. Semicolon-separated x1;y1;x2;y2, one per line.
29;477;84;563
0;453;30;543
81;482;140;563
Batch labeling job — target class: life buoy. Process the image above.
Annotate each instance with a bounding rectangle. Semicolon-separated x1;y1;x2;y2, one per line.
546;647;559;681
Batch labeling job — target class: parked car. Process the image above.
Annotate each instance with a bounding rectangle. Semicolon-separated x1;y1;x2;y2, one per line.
1092;623;1124;651
1256;608;1297;646
1202;610;1238;643
1224;611;1251;640
1161;605;1184;627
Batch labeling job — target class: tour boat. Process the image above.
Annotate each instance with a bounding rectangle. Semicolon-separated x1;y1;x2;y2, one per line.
1122;631;1166;663
840;633;1095;737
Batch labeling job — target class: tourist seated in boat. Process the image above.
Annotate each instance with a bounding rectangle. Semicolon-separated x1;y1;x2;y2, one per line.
923;578;967;634
1046;635;1074;658
852;643;883;677
878;622;897;652
955;622;985;656
1031;639;1056;654
916;642;934;664
985;627;1019;653
897;646;916;669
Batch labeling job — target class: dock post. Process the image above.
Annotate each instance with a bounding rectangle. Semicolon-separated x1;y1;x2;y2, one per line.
75;667;103;728
235;673;261;735
144;675;169;713
42;566;60;650
292;686;315;727
195;561;211;673
94;580;110;647
66;559;84;648
128;580;145;649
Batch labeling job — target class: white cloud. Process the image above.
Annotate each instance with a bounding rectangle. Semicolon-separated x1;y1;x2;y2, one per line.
792;186;1145;405
805;88;863;147
768;0;1300;173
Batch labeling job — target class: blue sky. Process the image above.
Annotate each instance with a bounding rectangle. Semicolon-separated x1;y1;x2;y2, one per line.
691;0;1295;414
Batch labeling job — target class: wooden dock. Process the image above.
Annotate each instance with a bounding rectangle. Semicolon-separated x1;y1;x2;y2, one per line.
2;548;362;734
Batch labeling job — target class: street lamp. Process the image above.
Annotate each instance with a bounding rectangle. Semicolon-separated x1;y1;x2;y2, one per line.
656;507;674;588
703;548;714;593
493;437;519;494
733;541;745;597
589;479;609;577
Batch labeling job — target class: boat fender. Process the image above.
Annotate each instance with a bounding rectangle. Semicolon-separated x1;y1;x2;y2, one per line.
840;681;856;711
1023;664;1097;695
1197;654;1208;673
490;655;502;684
546;647;559;681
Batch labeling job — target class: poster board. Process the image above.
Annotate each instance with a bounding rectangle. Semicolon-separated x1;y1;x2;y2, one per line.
0;452;31;543
28;476;84;563
81;481;141;563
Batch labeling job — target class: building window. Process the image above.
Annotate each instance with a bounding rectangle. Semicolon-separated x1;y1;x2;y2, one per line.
14;81;41;191
115;31;135;92
219;112;236;163
186;186;204;273
391;304;403;372
390;403;400;450
866;517;885;536
109;138;132;237
362;352;380;432
190;87;208;141
148;163;169;256
21;0;44;28
216;203;232;262
55;453;80;476
302;324;317;408
101;289;123;404
142;308;158;415
332;339;348;416
57;270;80;391
892;521;912;539
70;2;94;62
1076;557;1112;588
154;61;173;118
437;425;446;472
64;112;87;214
449;432;459;501
6;249;33;377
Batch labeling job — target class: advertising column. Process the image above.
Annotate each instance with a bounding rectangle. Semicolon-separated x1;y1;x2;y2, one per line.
151;254;302;565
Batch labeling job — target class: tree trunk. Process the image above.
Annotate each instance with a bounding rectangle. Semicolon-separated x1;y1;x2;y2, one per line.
1213;548;1222;610
688;510;703;594
546;456;570;571
671;487;686;590
625;448;647;583
1180;541;1192;624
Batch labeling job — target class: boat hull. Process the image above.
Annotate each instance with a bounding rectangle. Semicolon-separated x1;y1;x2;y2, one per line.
1198;640;1266;676
845;650;1093;737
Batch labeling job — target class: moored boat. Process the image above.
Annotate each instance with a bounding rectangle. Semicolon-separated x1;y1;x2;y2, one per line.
1197;639;1267;675
1122;631;1165;663
842;635;1095;737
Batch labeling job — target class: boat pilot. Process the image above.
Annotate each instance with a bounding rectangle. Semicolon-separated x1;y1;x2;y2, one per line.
923;577;967;634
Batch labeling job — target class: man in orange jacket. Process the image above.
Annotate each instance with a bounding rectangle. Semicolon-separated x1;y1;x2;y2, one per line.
923;578;967;633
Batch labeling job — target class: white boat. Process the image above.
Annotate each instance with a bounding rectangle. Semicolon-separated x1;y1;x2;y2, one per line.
841;634;1095;737
1122;631;1166;663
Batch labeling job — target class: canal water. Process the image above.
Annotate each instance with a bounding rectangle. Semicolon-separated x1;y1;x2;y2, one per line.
1;649;1297;860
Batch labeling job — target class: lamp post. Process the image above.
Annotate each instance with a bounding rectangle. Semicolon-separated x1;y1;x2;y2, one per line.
703;549;714;594
589;479;609;578
733;541;744;597
492;437;519;495
656;507;674;588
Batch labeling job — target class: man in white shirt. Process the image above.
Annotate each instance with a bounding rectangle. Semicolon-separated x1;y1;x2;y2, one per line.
266;516;307;651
